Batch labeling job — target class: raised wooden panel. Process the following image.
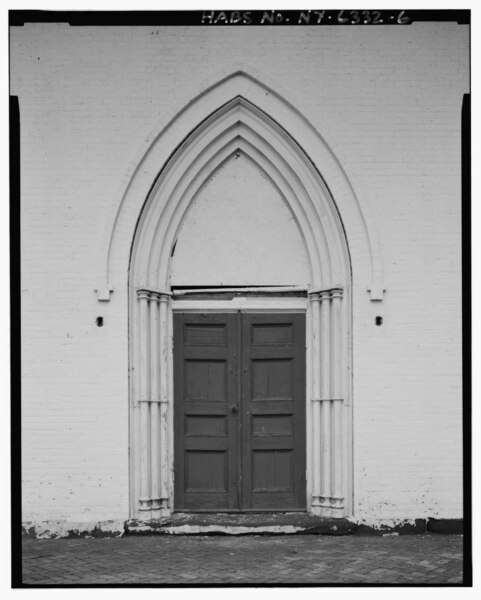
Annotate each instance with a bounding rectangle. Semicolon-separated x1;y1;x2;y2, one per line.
185;360;226;402
185;415;227;437
252;450;293;491
252;323;293;345
185;451;227;492
252;359;293;400
184;323;227;346
252;415;293;436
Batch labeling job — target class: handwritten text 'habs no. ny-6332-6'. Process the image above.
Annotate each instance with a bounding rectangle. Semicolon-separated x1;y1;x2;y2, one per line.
200;10;411;25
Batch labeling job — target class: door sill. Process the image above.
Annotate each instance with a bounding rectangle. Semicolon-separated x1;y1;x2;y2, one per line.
174;509;307;514
126;512;355;536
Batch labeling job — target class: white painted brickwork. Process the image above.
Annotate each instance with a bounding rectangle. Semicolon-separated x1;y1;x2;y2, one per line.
11;22;468;529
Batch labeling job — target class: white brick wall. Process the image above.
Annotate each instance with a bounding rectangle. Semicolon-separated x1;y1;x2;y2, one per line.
11;22;468;527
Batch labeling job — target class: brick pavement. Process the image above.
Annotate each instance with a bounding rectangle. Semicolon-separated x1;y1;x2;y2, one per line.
20;534;465;586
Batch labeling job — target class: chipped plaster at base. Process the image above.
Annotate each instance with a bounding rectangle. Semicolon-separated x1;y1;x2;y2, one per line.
22;516;454;538
22;520;125;539
347;516;421;530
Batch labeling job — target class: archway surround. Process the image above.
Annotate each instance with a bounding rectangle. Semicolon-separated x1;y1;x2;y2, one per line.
114;72;383;520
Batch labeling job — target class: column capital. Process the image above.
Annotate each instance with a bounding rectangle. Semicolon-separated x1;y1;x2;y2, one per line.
308;286;343;299
137;288;151;301
136;288;172;302
330;288;343;299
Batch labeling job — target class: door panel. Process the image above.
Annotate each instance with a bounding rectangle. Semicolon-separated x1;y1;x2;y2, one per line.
174;313;238;510
242;313;306;510
174;312;306;512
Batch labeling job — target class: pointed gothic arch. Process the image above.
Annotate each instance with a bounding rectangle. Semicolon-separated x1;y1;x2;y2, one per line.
126;87;357;519
97;71;384;301
131;97;348;291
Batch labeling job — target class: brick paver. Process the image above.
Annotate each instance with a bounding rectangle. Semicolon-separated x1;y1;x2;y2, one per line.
20;534;464;585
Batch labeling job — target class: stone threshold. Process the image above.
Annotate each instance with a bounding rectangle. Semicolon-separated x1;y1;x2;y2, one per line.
127;513;356;536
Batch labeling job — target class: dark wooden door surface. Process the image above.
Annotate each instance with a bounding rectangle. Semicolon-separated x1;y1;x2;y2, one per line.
241;313;306;510
174;312;306;512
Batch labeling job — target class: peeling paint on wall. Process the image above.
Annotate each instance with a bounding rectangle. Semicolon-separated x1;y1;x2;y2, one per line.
22;520;125;539
21;515;463;538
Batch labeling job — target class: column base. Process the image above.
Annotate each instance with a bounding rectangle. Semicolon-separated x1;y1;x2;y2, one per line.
138;498;152;511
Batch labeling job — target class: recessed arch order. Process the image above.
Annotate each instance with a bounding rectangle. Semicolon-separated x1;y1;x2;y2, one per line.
132;96;348;292
107;71;385;520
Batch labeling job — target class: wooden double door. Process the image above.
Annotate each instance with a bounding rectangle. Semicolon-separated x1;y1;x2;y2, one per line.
174;312;306;512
